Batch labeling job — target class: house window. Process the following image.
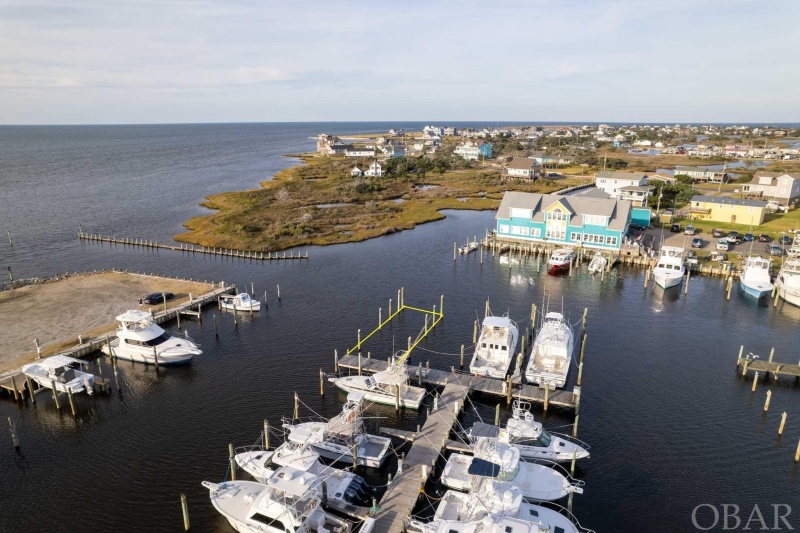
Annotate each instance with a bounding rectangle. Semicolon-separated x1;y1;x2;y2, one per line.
531;228;542;238
583;215;607;226
548;211;569;222
546;229;565;240
510;226;529;236
606;236;618;246
499;224;510;233
570;233;581;242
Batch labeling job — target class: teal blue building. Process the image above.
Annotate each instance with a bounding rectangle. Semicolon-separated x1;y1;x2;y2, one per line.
495;191;633;251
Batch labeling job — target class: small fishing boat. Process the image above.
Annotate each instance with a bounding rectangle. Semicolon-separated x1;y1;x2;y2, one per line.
22;355;97;396
202;465;352;533
235;441;375;516
469;315;519;379
776;259;800;307
100;310;201;364
459;242;479;254
283;393;392;468
587;252;608;274
219;292;261;312
468;401;590;462
329;359;425;409
652;246;685;289
441;438;581;502
525;312;573;388
547;249;575;275
739;256;773;300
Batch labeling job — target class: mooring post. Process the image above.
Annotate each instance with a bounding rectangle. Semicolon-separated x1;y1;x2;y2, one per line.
544;384;550;412
233;304;238;327
764;390;772;412
752;371;759;392
460;344;464;368
684;270;690;295
644;268;650;289
494;403;500;426
320;369;325;396
453;242;457;261
378;307;382;326
153;346;159;369
24;374;35;404
572;413;580;439
418;363;422;386
358;352;362;376
277;284;281;301
177;309;181;329
352;444;358;470
506;376;513;405
50;379;60;409
769;347;775;363
579;333;587;366
34;338;41;359
264;290;268;309
737;345;744;367
779;412;787;436
726;276;733;300
795;439;800;463
395;385;400;411
67;388;76;417
180;493;190;531
334;349;339;373
294;392;300;421
162;293;168;313
228;443;236;480
577;362;584;387
10;375;18;401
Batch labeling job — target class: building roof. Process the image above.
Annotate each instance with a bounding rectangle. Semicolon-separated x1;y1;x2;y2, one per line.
751;170;800;183
506;157;538;171
691;195;767;208
596;170;647;182
675;165;725;173
619;185;652;192
496;191;631;231
332;144;355;151
575;188;612;199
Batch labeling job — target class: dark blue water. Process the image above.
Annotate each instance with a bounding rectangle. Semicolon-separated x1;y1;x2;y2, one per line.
1;124;798;533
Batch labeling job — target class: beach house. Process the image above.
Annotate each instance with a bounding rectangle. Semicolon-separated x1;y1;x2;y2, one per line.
688;195;767;225
674;165;728;183
741;171;800;206
454;141;492;160
504;158;539;181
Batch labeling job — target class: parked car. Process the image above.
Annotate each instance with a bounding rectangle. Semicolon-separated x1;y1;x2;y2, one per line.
743;233;754;242
670;223;682;233
712;229;725;238
758;234;772;243
691;237;703;248
684;224;696;235
716;238;730;251
143;292;175;305
629;223;646;232
727;230;740;240
779;235;793;245
767;244;784;256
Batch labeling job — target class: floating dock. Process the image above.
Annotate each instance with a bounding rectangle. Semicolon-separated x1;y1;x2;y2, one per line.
737;349;800;379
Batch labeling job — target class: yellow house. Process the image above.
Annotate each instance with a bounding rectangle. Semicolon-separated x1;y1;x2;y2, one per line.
689;195;767;225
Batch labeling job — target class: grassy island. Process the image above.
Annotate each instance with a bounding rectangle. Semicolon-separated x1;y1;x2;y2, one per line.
175;153;582;251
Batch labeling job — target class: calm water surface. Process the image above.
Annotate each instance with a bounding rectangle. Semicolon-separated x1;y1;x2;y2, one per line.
1;124;798;533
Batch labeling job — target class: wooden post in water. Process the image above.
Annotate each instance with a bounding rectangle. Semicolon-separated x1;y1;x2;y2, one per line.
153;346;159;369
228;443;236;481
177;309;181;329
573;414;580;438
394;385;400;411
277;285;281;301
769;347;775;363
8;417;19;449
764;390;772;412
577;362;584;387
320;369;325;396
684;269;690;295
357;329;361;351
264;420;270;449
779;412;787;436
34;338;41;359
378;307;382;326
67;388;76;417
440;295;444;317
24;374;35;404
453;242;457;261
795;439;800;463
293;392;299;421
162;293;168;313
334;349;339;372
506;376;513;405
460;345;465;368
180;493;190;531
473;320;478;344
644;269;650;289
726;276;733;300
233;304;238;327
358;352;362;376
10;375;18;401
495;403;500;426
418;363;423;386
50;379;60;409
752;371;759;392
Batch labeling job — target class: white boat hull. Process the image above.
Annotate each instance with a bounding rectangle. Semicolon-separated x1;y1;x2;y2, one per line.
512;437;590;462
331;376;424;409
221;301;261;312
311;442;385;468
777;286;800;307
653;271;683;289
101;345;195;365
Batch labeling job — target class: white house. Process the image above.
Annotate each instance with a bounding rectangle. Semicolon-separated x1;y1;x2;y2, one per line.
364;162;382;178
674;165;728;183
504;158;539;180
595;171;651;206
454;141;492;160
381;144;406;158
742;171;800;205
350;166;364;177
345;147;376;158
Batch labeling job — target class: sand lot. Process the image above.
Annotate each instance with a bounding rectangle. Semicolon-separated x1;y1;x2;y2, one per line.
0;272;212;373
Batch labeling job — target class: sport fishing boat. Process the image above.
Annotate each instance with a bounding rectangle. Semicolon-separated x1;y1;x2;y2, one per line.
100;310;201;364
329;358;425;409
283;393;391;468
440;438;582;502
739;256;773;300
22;355;97;396
234;441;374;517
219;292;261;312
467;401;590;462
547;249;576;275
407;488;588;533
776;259;800;307
459;241;479;254
587;252;607;274
202;465;352;533
525;312;573;388
652;246;685;289
469;315;519;379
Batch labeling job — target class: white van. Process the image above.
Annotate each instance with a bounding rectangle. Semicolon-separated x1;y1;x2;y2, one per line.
716;238;730;251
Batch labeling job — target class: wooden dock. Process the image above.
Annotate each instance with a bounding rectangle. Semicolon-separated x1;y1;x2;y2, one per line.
79;230;308;261
336;355;578;410
372;381;468;532
379;427;472;454
737;351;800;379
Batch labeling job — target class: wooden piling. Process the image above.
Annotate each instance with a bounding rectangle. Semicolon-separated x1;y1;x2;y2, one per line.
358;352;362;376
795;439;800;463
573;414;579;438
10;375;18;401
752;371;759;392
530;304;536;333
153;346;159;369
506;376;513;405
50;379;60;409
277;284;281;301
544;384;550;412
764;390;772;412
334;349;339;373
726;276;732;300
24;374;35;404
394;385;400;411
293;392;300;421
264;420;270;449
111;353;120;391
453;242;456;261
473;320;478;344
769;347;775;363
320;369;325;396
577;362;584;387
180;493;190;531
228;443;236;480
494;403;500;426
644;268;650;288
779;412;787;436
67;388;76;416
460;345;464;368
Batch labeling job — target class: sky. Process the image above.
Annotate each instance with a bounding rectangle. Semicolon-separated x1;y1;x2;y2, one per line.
1;0;798;125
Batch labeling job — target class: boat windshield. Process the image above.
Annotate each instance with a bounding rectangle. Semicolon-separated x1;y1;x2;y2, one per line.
516;429;552;447
365;377;377;389
124;333;170;347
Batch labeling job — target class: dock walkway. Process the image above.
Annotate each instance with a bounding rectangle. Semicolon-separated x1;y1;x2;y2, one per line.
337;355;577;409
737;352;800;379
372;381;468;532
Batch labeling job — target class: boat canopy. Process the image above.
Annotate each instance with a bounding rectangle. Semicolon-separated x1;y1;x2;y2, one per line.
467;458;502;478
35;355;85;369
372;365;409;386
471;422;501;439
482;316;513;329
116;310;153;324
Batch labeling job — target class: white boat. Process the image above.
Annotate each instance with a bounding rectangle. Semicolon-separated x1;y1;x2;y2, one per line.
470;315;519;379
329;360;425;409
652;246;685;289
202;465;352;533
283;393;391;468
441;439;581;502
235;441;375;516
739;256;773;300
547;249;576;275
22;355;97;396
468;401;590;462
408;489;588;533
459;242;479;254
220;293;261;312
587;253;608;274
525;312;573;389
776;259;800;307
100;310;201;364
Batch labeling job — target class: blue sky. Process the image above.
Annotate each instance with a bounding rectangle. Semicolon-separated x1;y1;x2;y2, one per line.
0;0;797;124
